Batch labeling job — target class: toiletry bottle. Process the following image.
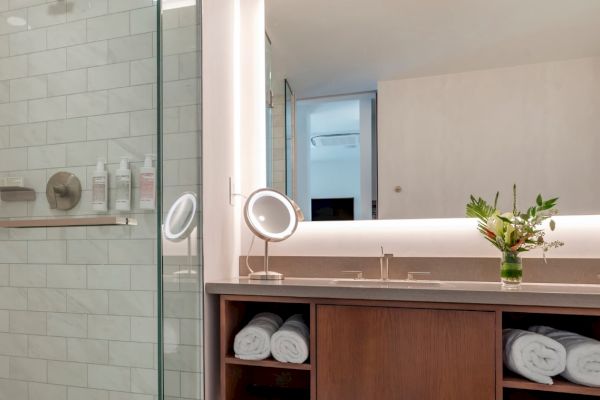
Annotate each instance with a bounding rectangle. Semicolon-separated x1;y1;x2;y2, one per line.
92;158;108;212
139;154;156;210
115;157;131;211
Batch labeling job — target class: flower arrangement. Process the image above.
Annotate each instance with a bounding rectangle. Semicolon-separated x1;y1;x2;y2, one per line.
466;185;564;286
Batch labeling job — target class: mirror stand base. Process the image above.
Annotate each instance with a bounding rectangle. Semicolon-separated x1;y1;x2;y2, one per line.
248;271;285;280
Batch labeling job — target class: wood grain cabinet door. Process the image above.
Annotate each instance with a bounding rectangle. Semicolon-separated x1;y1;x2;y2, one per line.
316;305;496;400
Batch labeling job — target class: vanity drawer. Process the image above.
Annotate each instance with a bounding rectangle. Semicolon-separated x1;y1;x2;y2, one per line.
316;305;496;400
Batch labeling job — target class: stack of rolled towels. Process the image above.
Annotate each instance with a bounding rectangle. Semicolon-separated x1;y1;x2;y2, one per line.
233;312;310;364
503;326;600;387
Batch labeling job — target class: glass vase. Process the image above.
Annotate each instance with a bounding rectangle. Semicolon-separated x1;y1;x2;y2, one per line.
500;251;523;288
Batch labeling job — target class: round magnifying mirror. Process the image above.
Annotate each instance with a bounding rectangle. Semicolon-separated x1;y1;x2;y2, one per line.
244;189;302;280
244;189;299;242
163;192;198;242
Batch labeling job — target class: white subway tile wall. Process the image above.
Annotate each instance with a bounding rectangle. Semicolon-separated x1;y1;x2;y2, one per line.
0;1;202;400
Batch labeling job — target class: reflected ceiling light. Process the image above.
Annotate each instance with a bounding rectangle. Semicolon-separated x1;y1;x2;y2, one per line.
6;16;27;26
157;0;196;10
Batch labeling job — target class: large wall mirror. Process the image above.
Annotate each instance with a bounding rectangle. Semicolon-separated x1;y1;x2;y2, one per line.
265;0;600;221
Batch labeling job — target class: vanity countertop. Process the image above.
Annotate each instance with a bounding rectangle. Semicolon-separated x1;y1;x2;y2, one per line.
206;278;600;309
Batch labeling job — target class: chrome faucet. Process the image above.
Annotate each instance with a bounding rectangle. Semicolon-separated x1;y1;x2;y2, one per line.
380;247;394;280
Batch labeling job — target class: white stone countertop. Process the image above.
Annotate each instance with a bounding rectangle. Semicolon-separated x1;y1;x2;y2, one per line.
206;278;600;309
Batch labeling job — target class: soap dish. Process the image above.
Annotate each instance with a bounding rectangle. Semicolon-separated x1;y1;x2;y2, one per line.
0;187;36;201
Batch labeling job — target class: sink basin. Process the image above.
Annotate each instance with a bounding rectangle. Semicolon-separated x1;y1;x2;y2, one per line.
332;279;442;288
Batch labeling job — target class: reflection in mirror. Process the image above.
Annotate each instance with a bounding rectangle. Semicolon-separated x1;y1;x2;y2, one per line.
265;0;600;220
164;192;198;242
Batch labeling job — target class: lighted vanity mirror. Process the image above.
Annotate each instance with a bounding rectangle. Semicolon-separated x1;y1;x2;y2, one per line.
163;192;198;242
265;0;600;221
244;188;303;280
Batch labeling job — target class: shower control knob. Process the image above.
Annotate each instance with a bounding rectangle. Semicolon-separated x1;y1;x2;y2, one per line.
46;172;82;211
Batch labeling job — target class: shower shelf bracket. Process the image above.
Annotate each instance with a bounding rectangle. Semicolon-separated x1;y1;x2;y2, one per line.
0;186;36;202
0;216;138;228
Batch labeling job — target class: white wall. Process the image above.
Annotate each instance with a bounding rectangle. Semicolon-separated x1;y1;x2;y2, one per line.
202;0;265;398
378;56;600;219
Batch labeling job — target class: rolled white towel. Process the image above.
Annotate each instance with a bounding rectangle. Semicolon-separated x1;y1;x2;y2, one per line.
234;312;283;360
503;328;566;385
531;326;600;387
271;314;310;364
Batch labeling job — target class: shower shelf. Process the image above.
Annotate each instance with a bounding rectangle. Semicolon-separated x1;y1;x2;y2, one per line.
0;216;137;228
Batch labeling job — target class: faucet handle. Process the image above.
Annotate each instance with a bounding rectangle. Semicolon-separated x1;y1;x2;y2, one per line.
341;270;364;280
407;271;431;281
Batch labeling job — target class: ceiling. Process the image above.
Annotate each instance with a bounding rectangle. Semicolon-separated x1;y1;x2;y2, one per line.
266;0;600;98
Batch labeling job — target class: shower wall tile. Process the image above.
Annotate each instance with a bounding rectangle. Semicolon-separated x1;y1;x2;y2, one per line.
8;356;46;382
9;311;46;335
68;387;108;400
67;41;109;70
27;3;66;28
48;69;87;97
46;264;86;289
28;48;66;76
28;240;67;264
47;20;86;49
27;144;66;169
88;63;130;91
28;336;67;361
28;382;67;400
10;76;47;102
27;288;67;312
66;289;109;314
108;341;153;368
0;333;28;356
9;122;47;147
87;12;130;42
28;96;67;122
9;264;46;287
87;112;130;140
87;265;129;290
0;2;202;399
9;29;46;56
46;313;87;338
0;378;28;398
0;55;27;80
66;91;109;118
108;290;153;317
108;33;153;63
67;338;108;364
47;118;87;144
88;364;130;391
47;361;87;387
67;0;108;21
87;315;130;341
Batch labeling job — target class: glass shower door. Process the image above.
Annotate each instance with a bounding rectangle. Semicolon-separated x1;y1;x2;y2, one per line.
159;1;204;399
0;1;161;399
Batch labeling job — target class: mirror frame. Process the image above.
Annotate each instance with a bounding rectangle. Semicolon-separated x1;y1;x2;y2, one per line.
244;188;300;242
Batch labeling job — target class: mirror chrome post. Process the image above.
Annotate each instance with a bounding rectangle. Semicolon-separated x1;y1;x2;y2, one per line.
244;188;302;280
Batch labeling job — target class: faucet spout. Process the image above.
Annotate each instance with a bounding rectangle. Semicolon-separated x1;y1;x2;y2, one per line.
379;247;394;280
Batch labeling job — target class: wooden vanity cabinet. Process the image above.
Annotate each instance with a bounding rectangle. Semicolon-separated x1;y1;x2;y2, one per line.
316;305;496;400
218;295;600;400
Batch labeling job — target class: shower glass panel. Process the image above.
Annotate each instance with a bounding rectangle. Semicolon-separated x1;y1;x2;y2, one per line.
159;1;204;400
0;1;203;399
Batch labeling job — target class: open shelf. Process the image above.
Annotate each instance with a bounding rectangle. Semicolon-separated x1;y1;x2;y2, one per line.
504;374;600;397
225;355;311;371
0;216;137;228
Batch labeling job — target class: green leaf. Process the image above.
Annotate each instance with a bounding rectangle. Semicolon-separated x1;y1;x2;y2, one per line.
536;194;543;207
466;196;496;221
497;215;512;223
